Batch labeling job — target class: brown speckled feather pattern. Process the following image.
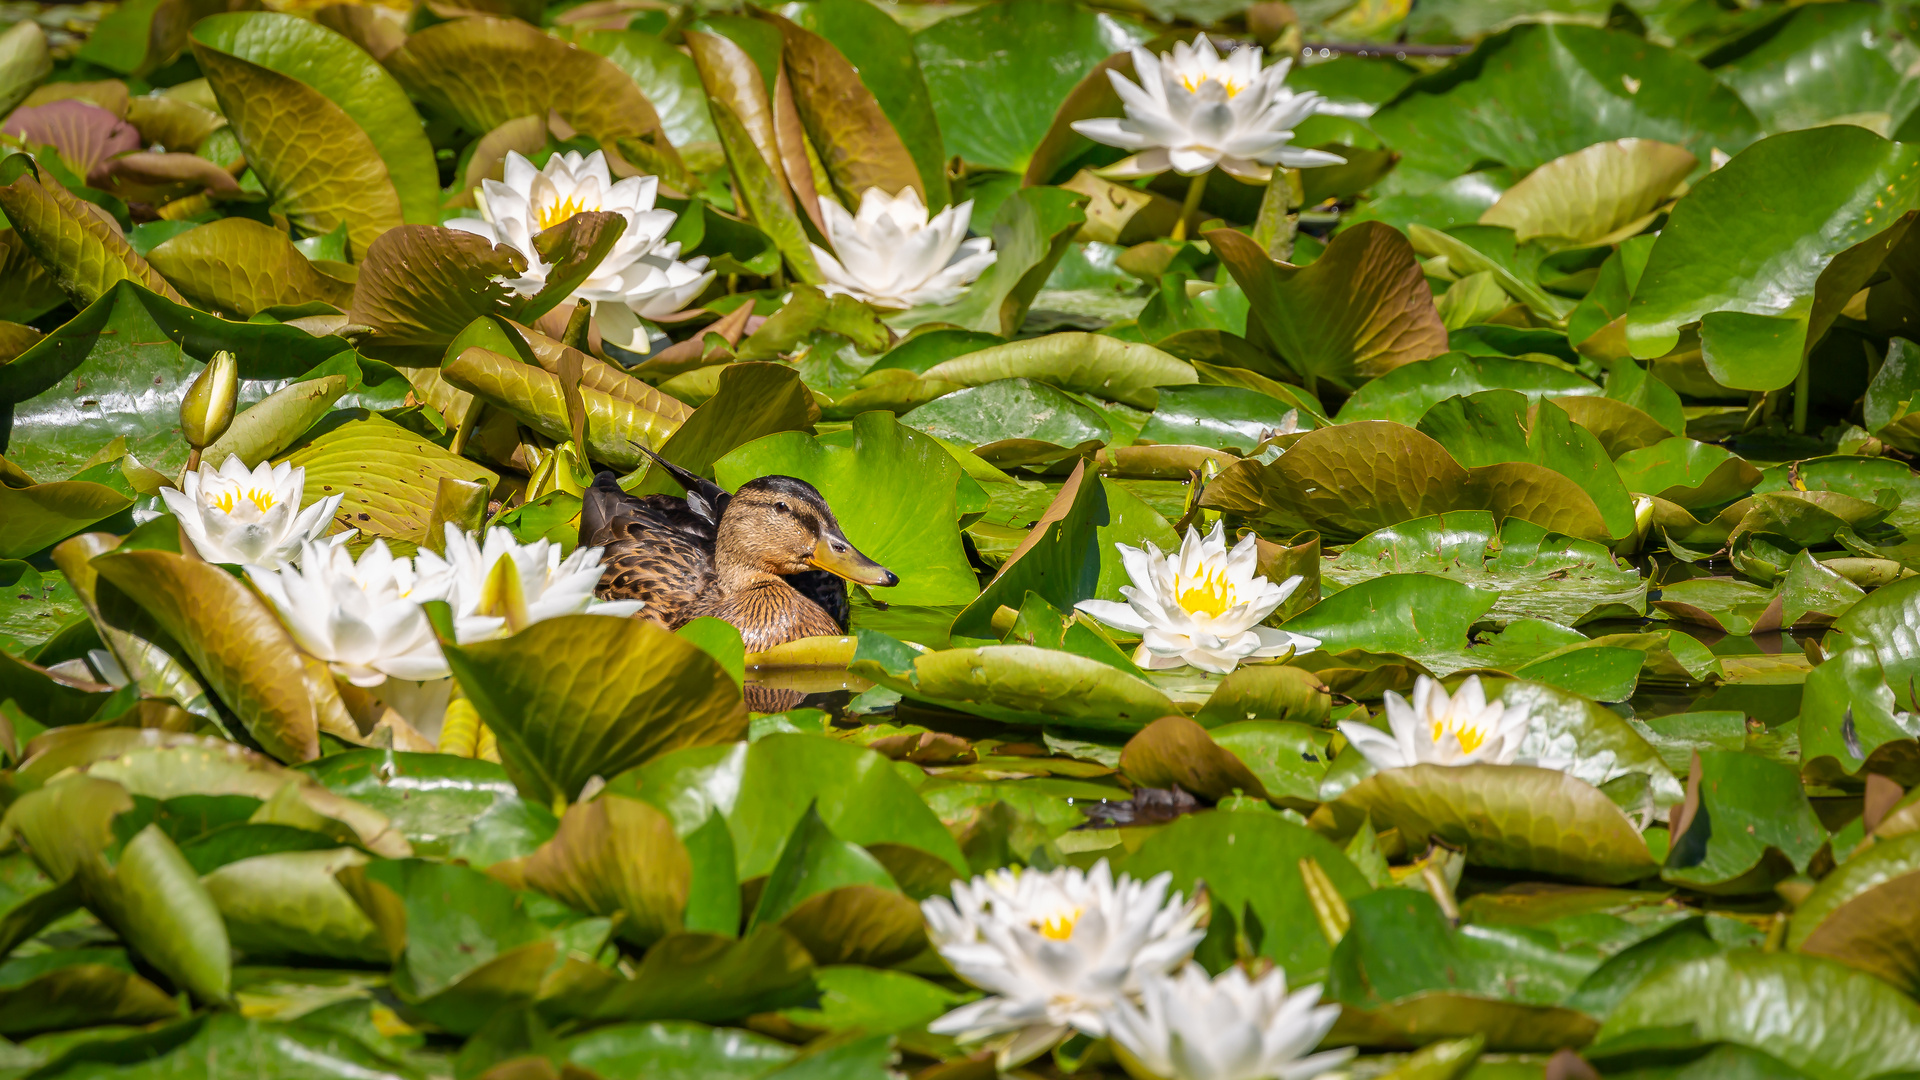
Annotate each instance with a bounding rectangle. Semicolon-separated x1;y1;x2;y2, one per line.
581;487;717;627
695;581;843;653
581;471;846;647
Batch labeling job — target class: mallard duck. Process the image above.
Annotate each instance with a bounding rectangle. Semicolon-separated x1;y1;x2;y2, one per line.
580;453;897;652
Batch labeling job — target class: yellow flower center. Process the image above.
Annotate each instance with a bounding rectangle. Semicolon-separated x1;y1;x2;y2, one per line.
1180;73;1243;98
1433;713;1487;754
1175;564;1238;618
209;488;276;514
1034;907;1082;941
536;193;591;232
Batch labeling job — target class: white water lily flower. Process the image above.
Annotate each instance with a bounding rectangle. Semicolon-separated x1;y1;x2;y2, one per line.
159;456;347;570
246;540;449;687
1337;674;1534;770
448;149;715;350
812;187;996;310
923;859;1205;1067
1075;522;1320;675
414;524;642;642
1104;963;1353;1080
1071;36;1345;181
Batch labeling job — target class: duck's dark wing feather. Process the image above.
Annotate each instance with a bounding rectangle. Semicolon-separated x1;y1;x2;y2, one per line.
636;445;731;524
581;471;714;625
786;569;850;632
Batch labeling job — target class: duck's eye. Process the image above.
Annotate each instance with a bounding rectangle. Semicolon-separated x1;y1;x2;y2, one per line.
775;501;790;513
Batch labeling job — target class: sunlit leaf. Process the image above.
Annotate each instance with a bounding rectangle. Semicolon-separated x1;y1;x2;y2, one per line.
90;550;324;763
1327;764;1658;884
149;218;354;317
191;13;439;231
1211;222;1449;391
445;615;749;806
284;411;498;546
387;16;680;168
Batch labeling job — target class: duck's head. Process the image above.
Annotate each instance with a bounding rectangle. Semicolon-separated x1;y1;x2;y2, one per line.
716;475;899;588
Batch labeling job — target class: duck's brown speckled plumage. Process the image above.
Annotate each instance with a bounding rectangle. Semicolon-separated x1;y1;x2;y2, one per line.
580;457;895;653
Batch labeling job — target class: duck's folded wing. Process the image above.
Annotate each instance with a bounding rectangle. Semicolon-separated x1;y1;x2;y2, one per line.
582;472;715;624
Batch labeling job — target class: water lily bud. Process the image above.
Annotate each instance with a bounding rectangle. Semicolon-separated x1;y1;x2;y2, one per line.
1618;494;1656;556
181;350;238;449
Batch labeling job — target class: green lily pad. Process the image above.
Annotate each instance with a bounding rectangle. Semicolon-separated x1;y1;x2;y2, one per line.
386;16;677;162
776;964;971;1036
1664;750;1826;894
283;411;498;546
916;332;1193;411
0;559;84;656
190;13;437;235
1587;951;1920;1080
1136;385;1309;452
1613;438;1762;508
912;0;1148;174
629;361;810;496
782;0;947;207
1416;392;1636;540
1755;455;1920;536
446;615;749;807
755;8;925;215
493;794;689;948
858;643;1178;733
1626;126;1920;389
148;218;354;317
0;956;177;1038
1337;352;1600;426
1324;889;1603;1051
1787;830;1920;996
2;777;233;1006
16;1012;423;1079
200;848;386;964
1326;513;1646;628
561;1019;795;1078
340;857;573;1025
1122;811;1370;981
1706;3;1903;136
895;186;1094;337
90;548;323;765
567;28;719;157
1118;715;1269;802
1281;573;1496;676
0;154;185;313
617;733;965;879
1210;222;1451;392
0;22;50;116
686;27;822;285
902;376;1110;456
951;464;1174;641
1200;421;1616;543
300;751;555;866
0;478;133;561
1326;764;1660;884
544;926;815;1025
1479;138;1695;246
1371;24;1758;189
